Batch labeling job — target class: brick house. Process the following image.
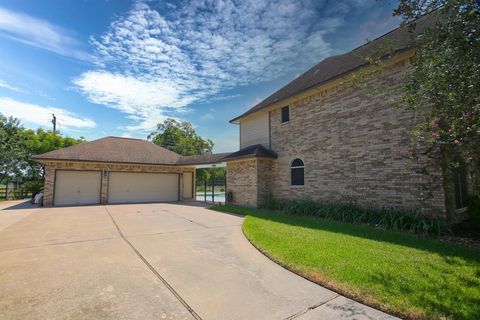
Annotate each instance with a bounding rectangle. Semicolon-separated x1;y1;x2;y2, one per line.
34;14;462;219
225;13;462;219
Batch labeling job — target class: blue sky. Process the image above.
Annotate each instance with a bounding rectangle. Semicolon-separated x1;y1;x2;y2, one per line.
0;0;400;152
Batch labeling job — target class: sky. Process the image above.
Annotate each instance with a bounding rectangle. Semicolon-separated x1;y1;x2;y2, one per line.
0;0;401;152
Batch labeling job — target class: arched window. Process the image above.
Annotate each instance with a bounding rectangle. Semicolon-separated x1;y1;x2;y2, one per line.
291;158;304;186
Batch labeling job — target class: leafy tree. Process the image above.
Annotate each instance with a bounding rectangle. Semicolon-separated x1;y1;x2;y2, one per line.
24;128;85;179
0;115;29;182
148;118;214;156
393;0;480;211
0;113;86;183
344;2;479;218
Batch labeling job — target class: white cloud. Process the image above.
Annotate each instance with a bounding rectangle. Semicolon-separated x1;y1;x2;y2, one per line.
0;79;24;93
76;0;345;133
0;97;96;130
0;6;92;61
355;12;402;44
201;113;215;121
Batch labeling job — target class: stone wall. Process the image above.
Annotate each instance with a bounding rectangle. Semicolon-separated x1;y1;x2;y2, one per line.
42;161;195;206
268;65;446;217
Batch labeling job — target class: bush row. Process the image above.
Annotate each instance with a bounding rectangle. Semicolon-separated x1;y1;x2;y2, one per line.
262;195;450;236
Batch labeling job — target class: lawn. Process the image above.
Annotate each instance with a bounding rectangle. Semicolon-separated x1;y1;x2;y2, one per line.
210;205;480;320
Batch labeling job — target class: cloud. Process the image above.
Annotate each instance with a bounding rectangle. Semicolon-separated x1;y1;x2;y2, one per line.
355;11;402;43
0;6;92;61
201;113;215;121
0;97;96;130
0;79;24;93
76;0;346;133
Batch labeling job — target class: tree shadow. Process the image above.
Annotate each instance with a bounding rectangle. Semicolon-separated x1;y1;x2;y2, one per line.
0;200;37;211
250;210;480;263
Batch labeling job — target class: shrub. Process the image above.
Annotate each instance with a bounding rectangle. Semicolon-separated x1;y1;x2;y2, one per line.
11;181;44;199
264;196;449;236
262;194;287;211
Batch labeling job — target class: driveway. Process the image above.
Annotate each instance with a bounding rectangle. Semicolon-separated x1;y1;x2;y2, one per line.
0;201;396;320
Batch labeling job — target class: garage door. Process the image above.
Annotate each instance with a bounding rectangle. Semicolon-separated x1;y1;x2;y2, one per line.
108;172;178;204
54;170;101;206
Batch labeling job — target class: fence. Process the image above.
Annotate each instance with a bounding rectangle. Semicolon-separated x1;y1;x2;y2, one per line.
0;182;34;200
196;176;226;204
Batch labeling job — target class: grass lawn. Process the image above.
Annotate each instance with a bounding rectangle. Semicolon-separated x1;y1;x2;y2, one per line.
210;205;480;320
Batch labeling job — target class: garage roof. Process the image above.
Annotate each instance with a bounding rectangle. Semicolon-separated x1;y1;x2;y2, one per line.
230;13;439;124
34;137;277;166
33;136;181;165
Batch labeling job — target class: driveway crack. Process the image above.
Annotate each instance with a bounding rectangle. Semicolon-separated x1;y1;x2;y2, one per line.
103;206;203;320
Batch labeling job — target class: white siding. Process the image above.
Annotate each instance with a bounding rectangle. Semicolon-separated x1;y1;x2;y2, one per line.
240;112;269;149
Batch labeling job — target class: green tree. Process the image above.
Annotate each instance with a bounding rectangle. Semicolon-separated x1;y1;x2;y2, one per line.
148;118;214;156
345;2;479;218
24;128;85;180
0;115;29;182
393;0;480;209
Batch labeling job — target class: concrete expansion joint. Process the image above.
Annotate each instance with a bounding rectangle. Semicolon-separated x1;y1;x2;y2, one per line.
102;206;203;320
0;236;118;253
283;294;340;320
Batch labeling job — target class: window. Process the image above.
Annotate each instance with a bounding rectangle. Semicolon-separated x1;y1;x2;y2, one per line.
291;158;304;186
281;106;289;123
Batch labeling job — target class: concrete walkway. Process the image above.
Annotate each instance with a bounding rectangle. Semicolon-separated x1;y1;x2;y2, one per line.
0;201;398;320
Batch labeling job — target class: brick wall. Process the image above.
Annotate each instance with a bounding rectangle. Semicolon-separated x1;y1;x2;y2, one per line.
227;159;258;207
268;66;446;217
42;161;195;206
226;158;275;208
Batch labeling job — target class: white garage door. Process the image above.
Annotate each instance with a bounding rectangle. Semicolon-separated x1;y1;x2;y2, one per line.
108;172;178;204
54;170;101;206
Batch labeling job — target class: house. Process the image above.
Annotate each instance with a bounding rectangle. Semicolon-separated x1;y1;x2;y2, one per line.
225;13;460;219
32;136;264;206
35;13;460;219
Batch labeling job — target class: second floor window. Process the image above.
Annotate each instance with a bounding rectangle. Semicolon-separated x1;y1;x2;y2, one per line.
281;106;289;123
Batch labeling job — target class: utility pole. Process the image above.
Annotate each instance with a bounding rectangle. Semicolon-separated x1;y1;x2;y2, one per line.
51;114;56;133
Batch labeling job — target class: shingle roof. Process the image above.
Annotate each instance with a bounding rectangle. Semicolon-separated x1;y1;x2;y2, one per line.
177;152;233;165
222;144;277;161
33;137;276;165
33;136;181;165
230;13;439;123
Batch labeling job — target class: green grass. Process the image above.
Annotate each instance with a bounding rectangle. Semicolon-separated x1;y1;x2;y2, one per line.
210;205;480;320
210;204;250;216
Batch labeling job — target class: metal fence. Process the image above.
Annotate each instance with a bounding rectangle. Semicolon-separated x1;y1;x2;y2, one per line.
196;176;226;204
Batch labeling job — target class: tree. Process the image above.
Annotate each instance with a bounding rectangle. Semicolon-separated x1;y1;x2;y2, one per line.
24;128;85;180
344;1;479;218
0;113;86;183
148;118;214;156
393;0;480;208
0;115;29;182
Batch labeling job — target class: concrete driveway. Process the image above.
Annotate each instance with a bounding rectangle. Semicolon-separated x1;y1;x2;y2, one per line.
0;201;396;320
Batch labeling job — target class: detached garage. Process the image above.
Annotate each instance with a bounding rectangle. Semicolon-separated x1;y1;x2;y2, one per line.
33;136;199;207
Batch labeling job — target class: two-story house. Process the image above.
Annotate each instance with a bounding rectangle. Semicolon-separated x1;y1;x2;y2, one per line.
224;13;458;219
34;13;462;220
